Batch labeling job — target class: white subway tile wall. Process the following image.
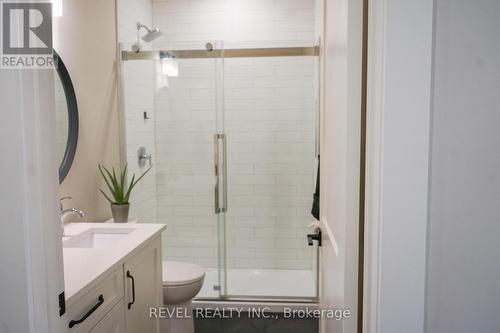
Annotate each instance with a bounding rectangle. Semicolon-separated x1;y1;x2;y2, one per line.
117;0;159;224
152;0;317;270
152;0;315;44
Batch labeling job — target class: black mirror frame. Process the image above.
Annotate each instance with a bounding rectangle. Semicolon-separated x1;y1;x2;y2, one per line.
54;51;79;184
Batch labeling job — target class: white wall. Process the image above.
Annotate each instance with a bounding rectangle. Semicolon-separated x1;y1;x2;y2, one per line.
117;0;159;224
426;1;500;332
152;0;318;271
54;0;122;221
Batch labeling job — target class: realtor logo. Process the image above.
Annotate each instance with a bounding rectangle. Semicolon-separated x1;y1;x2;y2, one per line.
1;1;54;69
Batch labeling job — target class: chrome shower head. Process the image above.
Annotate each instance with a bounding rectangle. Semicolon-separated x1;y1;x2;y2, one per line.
132;22;162;52
141;27;162;42
137;22;162;42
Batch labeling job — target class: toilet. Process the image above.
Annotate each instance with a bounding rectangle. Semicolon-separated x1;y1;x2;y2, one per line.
162;261;205;333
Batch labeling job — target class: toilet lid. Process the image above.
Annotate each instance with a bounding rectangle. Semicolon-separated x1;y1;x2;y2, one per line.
162;261;205;286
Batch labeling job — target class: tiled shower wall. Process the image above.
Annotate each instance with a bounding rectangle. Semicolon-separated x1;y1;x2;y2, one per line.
152;0;316;44
152;0;317;270
223;56;316;270
117;0;158;224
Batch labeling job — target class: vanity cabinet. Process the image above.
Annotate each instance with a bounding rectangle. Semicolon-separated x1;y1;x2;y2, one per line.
67;268;124;333
88;300;125;333
66;236;162;333
124;236;163;333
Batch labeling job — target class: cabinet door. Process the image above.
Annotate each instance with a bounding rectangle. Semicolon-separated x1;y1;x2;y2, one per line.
67;267;124;333
89;300;125;333
124;236;162;333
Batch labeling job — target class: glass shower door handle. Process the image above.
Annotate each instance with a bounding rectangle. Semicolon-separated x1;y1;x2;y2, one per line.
221;134;227;213
214;134;221;214
214;133;228;214
214;132;228;298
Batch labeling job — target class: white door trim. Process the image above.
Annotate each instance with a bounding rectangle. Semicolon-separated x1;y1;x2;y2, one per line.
363;0;386;331
363;0;435;332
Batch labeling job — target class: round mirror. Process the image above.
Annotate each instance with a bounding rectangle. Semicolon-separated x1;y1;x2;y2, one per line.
54;51;79;184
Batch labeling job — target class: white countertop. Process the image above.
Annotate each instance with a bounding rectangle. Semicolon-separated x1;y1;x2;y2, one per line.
63;223;166;307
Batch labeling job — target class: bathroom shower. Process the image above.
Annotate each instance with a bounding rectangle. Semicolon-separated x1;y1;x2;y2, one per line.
120;40;320;301
131;22;162;52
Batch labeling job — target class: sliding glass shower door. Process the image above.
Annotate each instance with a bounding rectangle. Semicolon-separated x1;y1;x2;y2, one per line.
121;40;319;301
223;45;319;300
148;41;227;299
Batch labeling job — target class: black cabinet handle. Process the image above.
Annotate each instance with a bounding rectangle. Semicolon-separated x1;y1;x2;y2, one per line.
127;270;135;309
68;294;104;328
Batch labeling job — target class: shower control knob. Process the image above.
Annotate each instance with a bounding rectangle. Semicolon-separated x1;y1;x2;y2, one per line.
138;147;152;167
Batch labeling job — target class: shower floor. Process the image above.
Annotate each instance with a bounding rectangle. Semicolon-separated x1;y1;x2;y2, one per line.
196;268;316;299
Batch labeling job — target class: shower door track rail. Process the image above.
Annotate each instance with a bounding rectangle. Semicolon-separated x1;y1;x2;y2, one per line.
195;295;318;304
121;46;319;61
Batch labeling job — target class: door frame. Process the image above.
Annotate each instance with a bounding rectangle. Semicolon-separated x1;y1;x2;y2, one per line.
318;0;365;332
0;65;66;332
363;0;435;332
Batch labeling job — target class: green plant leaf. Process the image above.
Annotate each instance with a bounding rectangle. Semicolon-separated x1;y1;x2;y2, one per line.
125;165;152;202
132;165;152;188
111;167;123;202
120;163;128;194
124;174;135;203
99;165;117;202
99;164;152;205
104;166;120;202
99;189;114;204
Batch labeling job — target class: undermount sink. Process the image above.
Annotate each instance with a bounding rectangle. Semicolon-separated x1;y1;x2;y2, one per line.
63;228;134;249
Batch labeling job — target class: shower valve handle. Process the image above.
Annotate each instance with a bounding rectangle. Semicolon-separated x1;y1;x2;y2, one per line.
138;147;152;167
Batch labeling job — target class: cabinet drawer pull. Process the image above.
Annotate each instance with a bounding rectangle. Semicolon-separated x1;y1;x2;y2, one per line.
127;271;136;309
69;295;104;328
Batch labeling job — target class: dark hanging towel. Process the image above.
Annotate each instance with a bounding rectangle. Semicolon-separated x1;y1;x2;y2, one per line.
311;156;320;220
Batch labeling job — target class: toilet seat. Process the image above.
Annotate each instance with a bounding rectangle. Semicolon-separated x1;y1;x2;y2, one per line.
162;261;205;287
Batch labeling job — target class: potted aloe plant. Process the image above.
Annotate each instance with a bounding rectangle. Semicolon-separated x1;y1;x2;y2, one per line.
99;163;151;223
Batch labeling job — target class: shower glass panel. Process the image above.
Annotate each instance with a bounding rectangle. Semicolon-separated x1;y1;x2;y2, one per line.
155;41;226;300
120;40;319;301
120;41;226;300
223;42;319;300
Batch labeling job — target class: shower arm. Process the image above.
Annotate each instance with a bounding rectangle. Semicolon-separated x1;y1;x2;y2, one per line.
136;23;147;46
137;22;154;35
